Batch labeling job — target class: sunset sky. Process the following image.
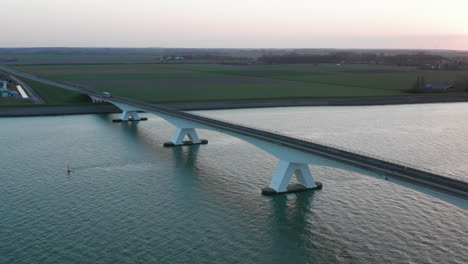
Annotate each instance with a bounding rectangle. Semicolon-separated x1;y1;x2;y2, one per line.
2;0;468;50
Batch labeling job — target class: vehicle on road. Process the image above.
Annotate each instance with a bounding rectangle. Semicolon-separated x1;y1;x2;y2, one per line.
102;92;112;97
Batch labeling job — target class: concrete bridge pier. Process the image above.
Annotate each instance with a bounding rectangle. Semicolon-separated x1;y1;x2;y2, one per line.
157;113;208;147
113;110;148;122
164;127;208;147
106;101;147;122
262;160;322;195
120;110;140;121
88;96;148;122
89;96;104;103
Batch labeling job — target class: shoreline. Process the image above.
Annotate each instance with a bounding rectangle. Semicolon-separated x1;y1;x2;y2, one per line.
1;94;467;117
168;94;468;111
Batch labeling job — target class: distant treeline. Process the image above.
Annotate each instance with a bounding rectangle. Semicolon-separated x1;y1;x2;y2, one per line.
0;48;262;59
0;47;229;55
160;53;249;61
257;52;458;67
1;48;466;67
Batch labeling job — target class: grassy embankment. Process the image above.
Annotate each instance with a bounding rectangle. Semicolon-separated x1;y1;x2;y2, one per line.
11;63;468;105
0;98;35;105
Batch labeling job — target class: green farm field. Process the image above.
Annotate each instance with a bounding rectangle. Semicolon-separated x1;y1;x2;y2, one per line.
13;63;468;104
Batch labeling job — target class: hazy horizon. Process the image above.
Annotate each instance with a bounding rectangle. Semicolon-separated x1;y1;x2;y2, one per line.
2;0;467;50
0;47;467;52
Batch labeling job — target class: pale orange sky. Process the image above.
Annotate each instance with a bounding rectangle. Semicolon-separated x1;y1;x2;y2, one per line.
2;0;467;50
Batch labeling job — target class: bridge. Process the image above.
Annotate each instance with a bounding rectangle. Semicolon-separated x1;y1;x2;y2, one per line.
1;65;467;206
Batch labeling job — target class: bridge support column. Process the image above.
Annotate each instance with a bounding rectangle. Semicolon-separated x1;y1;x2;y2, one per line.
113;111;148;122
262;160;322;195
89;96;104;103
122;111;140;121
164;128;208;147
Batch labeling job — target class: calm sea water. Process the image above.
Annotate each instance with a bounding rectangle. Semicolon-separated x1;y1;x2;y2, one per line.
1;103;467;264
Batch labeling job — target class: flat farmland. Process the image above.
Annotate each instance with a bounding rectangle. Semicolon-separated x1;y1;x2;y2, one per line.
13;64;467;104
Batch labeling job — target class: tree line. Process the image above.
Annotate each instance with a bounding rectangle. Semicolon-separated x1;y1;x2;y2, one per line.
257;52;452;67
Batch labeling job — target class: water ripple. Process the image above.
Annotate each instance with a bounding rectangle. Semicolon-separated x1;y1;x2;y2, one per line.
1;105;467;264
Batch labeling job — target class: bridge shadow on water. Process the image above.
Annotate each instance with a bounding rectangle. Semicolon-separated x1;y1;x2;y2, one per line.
171;145;201;168
97;113;150;143
108;118;206;175
263;192;321;262
268;191;316;229
111;118;202;169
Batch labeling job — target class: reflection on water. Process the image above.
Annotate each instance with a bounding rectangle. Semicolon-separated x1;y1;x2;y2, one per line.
171;145;201;168
266;192;318;263
0;104;467;264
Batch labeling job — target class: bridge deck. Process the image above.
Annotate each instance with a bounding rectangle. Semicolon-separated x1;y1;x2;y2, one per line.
1;65;467;200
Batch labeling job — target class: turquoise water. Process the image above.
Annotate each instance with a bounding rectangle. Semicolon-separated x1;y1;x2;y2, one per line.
1;104;467;264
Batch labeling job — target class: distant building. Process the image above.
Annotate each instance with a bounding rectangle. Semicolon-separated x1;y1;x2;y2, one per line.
163;56;185;60
0;80;19;98
1;80;10;97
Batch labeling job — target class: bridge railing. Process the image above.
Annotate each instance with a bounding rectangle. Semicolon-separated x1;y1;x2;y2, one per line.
190;111;443;175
